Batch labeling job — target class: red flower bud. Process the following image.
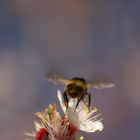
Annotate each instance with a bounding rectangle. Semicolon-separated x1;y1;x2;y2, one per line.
35;128;48;140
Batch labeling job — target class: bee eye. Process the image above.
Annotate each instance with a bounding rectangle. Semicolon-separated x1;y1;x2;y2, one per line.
67;84;74;90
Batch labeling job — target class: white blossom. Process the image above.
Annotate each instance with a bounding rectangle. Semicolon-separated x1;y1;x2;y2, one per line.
57;90;104;133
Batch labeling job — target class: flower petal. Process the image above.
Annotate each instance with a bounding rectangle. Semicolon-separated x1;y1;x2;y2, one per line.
80;120;104;132
34;121;43;131
57;90;66;112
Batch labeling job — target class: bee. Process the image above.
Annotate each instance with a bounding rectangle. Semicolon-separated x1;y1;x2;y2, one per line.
45;74;115;110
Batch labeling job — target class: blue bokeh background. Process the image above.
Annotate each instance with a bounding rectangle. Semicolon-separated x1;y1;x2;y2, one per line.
0;0;140;140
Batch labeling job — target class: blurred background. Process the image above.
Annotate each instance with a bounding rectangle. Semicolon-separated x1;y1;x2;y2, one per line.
0;0;140;140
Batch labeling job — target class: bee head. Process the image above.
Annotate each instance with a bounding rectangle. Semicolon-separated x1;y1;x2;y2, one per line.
67;77;87;92
71;77;86;84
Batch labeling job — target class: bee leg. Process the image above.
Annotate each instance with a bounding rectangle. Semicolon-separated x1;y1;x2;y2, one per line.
75;94;84;110
63;91;69;109
88;93;91;111
75;99;80;111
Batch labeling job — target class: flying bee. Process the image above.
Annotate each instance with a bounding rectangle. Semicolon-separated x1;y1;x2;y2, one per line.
45;74;115;110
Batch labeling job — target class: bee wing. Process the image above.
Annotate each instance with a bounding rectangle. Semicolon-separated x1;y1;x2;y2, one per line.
45;74;69;85
87;81;115;89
